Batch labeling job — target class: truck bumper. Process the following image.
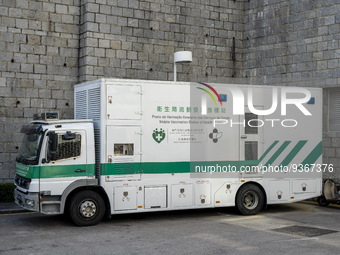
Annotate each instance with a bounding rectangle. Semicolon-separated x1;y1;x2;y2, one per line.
14;188;40;212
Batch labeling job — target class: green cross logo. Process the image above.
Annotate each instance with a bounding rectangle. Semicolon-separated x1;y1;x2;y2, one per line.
152;128;166;143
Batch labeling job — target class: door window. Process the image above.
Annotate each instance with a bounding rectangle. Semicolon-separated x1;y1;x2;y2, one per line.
240;109;263;161
47;132;82;162
114;144;134;156
244;113;259;160
245;141;258;160
245;113;258;135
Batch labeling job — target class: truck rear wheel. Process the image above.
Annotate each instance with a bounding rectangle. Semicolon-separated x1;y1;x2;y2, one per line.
236;184;265;215
69;190;105;226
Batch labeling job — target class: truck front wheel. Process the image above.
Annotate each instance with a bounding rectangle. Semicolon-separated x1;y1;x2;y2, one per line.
69;190;105;226
236;184;265;215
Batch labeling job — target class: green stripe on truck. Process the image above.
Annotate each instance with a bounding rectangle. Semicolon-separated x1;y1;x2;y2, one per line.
16;141;321;178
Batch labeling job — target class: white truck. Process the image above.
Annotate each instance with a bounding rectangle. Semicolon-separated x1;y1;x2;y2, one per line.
14;79;323;226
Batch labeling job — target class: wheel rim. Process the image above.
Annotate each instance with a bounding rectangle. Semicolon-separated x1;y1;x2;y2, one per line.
243;191;259;210
79;200;97;219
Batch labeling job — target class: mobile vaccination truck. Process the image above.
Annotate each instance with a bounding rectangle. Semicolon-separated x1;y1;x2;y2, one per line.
14;79;323;226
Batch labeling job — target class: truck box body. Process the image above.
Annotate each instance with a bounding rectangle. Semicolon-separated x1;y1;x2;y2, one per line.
74;79;322;211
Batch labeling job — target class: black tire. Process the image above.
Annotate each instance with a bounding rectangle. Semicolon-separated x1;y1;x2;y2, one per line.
69;190;105;226
317;196;330;207
236;184;265;215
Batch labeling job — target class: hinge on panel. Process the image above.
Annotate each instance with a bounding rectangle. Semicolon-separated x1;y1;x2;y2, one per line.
135;131;143;135
135;111;143;116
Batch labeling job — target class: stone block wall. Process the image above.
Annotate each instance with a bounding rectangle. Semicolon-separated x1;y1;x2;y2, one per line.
0;0;245;183
78;0;245;82
244;0;340;87
1;0;340;183
0;0;80;182
243;0;340;181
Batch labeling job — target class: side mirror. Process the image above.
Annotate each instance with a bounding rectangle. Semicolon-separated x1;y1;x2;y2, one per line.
48;132;58;161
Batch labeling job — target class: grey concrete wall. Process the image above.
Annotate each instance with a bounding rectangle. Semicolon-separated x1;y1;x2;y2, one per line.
243;0;340;181
78;0;244;82
244;0;340;86
0;0;80;182
1;0;339;183
0;0;245;183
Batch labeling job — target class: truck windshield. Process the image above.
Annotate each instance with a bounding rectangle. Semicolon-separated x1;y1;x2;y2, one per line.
16;125;44;165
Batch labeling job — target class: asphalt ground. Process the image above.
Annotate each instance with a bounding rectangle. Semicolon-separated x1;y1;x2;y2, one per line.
0;201;339;255
0;202;28;214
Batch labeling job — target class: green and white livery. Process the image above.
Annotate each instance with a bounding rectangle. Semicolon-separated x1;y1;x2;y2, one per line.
14;79;323;226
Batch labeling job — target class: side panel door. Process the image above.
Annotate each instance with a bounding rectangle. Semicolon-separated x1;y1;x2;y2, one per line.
239;108;264;177
107;85;142;120
106;126;141;180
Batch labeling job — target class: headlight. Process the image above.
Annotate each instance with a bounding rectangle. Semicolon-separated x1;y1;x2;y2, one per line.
25;199;35;207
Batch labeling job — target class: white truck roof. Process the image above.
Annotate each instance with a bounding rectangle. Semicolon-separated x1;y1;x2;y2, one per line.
31;119;93;125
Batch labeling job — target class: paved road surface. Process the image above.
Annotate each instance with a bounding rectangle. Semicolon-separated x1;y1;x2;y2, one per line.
0;202;339;255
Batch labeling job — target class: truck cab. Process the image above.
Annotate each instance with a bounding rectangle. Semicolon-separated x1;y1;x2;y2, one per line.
14;113;99;222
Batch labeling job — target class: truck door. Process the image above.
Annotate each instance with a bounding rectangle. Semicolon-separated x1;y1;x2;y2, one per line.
39;130;91;192
106;126;142;180
239;108;264;175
